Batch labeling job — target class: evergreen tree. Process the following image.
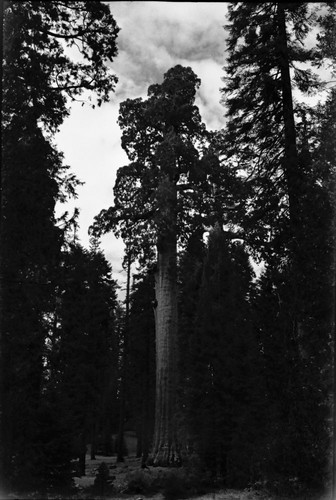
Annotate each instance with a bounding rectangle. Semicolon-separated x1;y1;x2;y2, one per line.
1;121;65;492
221;2;323;257
46;245;119;480
253;260;330;492
184;225;264;486
1;1;119;491
127;271;156;467
91;65;226;465
177;229;205;452
220;3;334;492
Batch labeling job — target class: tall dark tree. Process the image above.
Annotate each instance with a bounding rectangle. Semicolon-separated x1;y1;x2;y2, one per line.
45;245;119;479
127;271;156;467
91;65;228;465
183;225;265;486
221;2;322;257
1;121;65;492
220;3;334;491
1;1;119;492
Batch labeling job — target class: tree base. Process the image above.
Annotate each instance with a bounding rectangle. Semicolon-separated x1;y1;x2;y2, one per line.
152;444;181;467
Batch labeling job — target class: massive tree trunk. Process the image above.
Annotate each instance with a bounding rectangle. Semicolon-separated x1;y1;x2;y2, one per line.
152;178;180;466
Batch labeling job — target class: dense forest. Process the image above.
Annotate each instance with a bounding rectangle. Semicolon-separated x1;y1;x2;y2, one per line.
1;1;335;499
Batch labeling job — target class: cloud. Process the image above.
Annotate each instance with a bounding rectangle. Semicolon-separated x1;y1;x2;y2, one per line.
110;2;228;102
56;2;230;297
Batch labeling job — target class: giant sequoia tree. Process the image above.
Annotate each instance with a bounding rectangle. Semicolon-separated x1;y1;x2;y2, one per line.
91;65;226;465
1;1;119;492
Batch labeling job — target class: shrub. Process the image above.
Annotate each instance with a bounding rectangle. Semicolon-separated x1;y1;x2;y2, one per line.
124;461;213;499
90;462;115;497
161;470;189;500
124;469;157;494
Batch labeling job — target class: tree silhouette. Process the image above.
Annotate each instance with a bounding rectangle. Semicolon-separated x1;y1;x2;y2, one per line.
91;65;225;465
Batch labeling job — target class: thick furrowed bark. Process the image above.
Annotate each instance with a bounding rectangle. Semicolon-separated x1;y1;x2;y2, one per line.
152;236;180;466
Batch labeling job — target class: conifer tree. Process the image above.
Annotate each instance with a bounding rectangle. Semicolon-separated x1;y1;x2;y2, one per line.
221;4;333;491
91;65;225;465
127;271;156;466
1;1;119;491
184;225;264;486
221;2;323;257
46;245;119;479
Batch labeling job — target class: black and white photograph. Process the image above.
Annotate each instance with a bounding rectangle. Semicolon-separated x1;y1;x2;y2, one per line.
1;2;335;499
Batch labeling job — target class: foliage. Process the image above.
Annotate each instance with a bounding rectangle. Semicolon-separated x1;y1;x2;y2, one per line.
1;1;119;492
181;226;265;487
220;2;325;260
90;65;233;466
90;65;230;262
127;271;156;462
124;468;158;495
314;2;336;74
45;244;119;472
124;465;212;498
253;264;331;493
1;120;66;492
1;0;334;495
3;1;119;132
218;3;334;493
90;462;115;496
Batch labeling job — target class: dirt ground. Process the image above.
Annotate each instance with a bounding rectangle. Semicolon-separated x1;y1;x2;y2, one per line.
1;453;331;500
75;453;258;499
75;453;145;493
74;453;331;500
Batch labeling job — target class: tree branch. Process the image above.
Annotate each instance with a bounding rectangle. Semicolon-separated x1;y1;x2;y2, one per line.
176;183;194;192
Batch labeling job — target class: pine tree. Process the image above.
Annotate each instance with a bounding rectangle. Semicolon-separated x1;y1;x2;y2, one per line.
221;2;323;258
183;225;265;486
1;2;119;490
46;245;119;480
220;3;333;491
1;121;65;491
127;271;156;466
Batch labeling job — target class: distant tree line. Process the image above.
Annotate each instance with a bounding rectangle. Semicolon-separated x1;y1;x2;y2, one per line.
1;1;335;498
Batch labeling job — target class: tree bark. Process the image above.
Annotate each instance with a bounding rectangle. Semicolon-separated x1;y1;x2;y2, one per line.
90;416;98;460
276;3;301;233
152;179;180;465
78;432;86;476
332;219;336;499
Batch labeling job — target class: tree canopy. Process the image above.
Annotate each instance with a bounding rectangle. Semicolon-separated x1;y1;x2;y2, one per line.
90;65;229;262
1;1;335;496
3;1;119;132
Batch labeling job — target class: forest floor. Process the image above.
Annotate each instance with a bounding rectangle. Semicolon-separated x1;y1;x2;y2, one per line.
1;453;331;500
72;453;331;500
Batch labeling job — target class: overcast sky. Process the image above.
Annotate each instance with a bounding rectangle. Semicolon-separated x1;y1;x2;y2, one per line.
54;2;330;297
55;2;229;295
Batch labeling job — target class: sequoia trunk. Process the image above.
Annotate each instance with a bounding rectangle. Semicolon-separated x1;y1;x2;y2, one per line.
152;178;180;465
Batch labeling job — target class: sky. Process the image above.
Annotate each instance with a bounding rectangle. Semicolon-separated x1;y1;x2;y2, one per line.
55;2;229;295
54;2;331;298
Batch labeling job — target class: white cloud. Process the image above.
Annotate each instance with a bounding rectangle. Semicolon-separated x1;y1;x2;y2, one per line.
110;1;228;98
55;2;229;297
